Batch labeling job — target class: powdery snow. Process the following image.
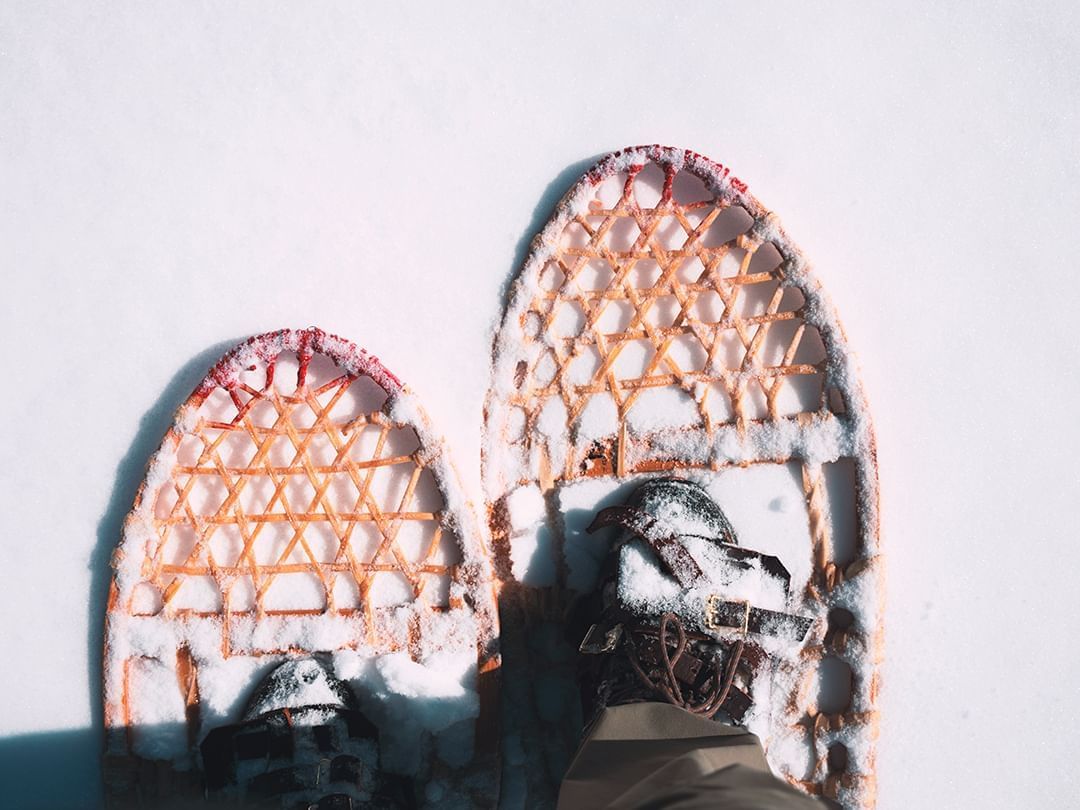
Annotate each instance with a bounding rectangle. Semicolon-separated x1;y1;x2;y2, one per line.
126;657;188;762
334;648;480;775
503;483;557;586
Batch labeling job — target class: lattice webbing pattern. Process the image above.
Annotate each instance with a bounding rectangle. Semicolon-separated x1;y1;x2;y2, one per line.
128;343;461;623
106;330;501;800
485;147;881;810
510;158;832;473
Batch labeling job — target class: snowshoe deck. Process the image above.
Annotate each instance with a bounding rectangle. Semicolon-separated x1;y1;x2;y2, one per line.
484;146;882;809
104;328;500;807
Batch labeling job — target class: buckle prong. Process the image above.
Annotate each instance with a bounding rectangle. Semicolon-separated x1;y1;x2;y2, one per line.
579;622;624;654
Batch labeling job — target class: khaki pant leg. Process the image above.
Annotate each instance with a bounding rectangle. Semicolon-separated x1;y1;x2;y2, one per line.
557;703;824;810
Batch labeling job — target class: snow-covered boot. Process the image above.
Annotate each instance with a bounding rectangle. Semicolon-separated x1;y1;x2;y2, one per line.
200;657;412;808
573;478;813;727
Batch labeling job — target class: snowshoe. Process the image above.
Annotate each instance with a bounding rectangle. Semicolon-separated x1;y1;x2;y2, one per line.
103;328;500;808
484;146;882;808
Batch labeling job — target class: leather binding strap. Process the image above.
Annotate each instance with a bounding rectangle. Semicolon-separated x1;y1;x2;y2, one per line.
588;505;705;586
587;505;792;593
585;505;814;644
704;595;813;642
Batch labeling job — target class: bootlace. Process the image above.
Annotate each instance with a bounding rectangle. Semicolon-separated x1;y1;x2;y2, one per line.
624;612;744;718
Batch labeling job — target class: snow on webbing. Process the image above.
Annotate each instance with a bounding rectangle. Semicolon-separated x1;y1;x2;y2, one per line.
334;648;479;776
106;329;498;807
127;657;188;762
116;330;488;622
124;646;481;778
483;145;877;508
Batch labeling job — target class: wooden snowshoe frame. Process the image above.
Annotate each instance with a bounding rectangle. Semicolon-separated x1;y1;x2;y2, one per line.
103;328;500;805
485;146;882;808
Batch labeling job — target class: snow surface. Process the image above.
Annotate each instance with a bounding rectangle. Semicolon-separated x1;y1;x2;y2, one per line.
3;4;1080;809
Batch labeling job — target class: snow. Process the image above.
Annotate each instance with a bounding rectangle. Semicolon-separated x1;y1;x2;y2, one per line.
196;657;280;729
127;658;188;762
334;649;480;775
536;397;569;442
504;483;546;529
107;607;485;777
695;464;815;596
558;478;633;591
504;484;558;585
625;387;703;434
509;524;557;586
3;5;1080;810
573;392;619;442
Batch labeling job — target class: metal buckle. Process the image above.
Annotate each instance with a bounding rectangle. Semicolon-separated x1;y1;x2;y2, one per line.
579;622;624;654
704;595;751;635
